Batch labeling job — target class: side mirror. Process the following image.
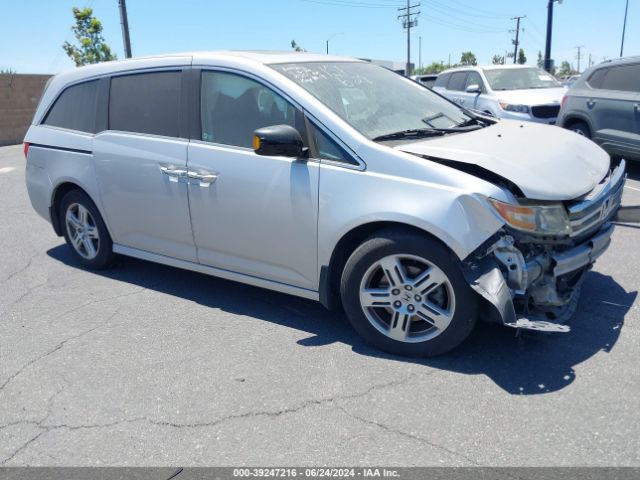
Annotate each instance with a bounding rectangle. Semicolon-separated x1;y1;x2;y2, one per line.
465;84;482;94
253;125;305;158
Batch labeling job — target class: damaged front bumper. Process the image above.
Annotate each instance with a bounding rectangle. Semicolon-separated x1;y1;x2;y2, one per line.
464;160;635;333
465;224;614;332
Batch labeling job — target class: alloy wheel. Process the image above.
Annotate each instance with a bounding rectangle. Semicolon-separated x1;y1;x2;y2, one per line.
358;254;456;343
65;203;100;260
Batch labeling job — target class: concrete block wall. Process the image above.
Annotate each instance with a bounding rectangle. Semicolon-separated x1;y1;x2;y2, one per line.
0;74;52;146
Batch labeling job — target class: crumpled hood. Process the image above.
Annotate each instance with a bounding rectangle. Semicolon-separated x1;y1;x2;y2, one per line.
395;120;610;201
494;87;565;106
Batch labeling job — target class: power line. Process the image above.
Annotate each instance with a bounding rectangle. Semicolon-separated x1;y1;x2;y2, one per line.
398;1;420;76
299;0;403;9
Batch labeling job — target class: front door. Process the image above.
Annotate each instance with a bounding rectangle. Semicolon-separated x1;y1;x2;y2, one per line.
187;70;319;290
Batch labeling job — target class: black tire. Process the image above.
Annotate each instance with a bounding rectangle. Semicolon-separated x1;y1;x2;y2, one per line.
59;189;115;270
340;230;477;357
567;120;591;139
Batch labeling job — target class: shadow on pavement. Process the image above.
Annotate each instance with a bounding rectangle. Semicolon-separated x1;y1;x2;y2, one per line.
48;244;636;396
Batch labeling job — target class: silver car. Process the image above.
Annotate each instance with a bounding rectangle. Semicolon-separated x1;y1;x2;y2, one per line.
24;52;625;356
432;65;565;124
557;57;640;161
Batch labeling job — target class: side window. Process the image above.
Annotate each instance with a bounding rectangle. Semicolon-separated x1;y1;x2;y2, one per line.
433;73;450;88
587;68;608;89
309;122;356;165
43;80;98;133
465;72;484;92
600;64;640;92
201;71;301;148
447;72;468;91
109;71;181;137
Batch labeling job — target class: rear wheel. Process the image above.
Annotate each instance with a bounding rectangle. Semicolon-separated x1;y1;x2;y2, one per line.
59;190;115;269
567;120;591;139
340;230;477;357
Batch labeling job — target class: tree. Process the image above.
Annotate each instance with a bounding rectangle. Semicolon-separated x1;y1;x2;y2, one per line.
414;62;446;74
537;50;544;69
557;61;577;77
459;51;477;66
491;54;505;65
517;48;527;65
291;40;305;52
62;7;116;67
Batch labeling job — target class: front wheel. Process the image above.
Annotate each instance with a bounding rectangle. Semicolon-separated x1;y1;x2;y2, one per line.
567;121;591;139
340;230;477;357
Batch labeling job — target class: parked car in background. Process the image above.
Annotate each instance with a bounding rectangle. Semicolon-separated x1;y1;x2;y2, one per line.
24;52;626;356
432;65;565;124
411;74;438;88
557;57;640;161
561;74;581;88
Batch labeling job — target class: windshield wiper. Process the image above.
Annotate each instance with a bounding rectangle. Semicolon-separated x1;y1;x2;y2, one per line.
373;128;448;142
373;124;483;142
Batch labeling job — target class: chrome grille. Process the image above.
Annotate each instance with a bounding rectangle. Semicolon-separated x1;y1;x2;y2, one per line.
567;162;626;238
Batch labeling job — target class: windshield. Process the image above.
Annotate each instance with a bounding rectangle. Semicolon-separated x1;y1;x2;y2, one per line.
483;67;561;91
271;62;471;140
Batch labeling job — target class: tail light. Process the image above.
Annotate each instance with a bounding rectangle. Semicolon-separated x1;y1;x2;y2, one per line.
560;95;568;109
23;142;30;159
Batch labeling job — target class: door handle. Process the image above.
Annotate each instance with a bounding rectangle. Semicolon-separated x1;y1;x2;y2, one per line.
159;166;187;178
634;103;639;113
586;99;596;108
187;170;218;186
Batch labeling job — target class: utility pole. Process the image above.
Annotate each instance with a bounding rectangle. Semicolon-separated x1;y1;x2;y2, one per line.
398;1;420;76
620;0;629;57
511;16;525;64
544;0;562;72
118;0;132;58
574;45;584;73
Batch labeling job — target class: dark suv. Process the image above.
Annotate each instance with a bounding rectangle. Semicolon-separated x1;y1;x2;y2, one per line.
557;56;640;160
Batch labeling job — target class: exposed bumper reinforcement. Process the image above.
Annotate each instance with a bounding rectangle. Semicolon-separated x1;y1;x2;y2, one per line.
552;224;614;276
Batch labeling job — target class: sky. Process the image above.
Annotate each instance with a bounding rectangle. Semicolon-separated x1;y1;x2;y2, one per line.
0;0;638;74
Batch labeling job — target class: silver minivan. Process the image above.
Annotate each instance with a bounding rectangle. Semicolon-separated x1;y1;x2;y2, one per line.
24;52;626;356
557;57;640;161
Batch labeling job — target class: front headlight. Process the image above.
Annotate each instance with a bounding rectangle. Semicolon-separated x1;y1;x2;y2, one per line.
489;198;571;235
498;102;530;113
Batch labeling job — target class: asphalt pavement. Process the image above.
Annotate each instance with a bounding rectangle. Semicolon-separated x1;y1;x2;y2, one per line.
1;143;639;466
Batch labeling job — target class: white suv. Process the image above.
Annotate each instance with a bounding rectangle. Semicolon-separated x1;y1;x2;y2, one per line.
432;65;565;124
24;52;625;356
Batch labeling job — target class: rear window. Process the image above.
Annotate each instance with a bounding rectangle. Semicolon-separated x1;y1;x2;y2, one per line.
587;68;608;89
447;72;468;91
109;71;181;137
599;64;640;92
433;73;450;88
42;80;98;133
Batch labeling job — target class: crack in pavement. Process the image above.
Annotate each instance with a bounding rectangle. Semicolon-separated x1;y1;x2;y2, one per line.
2;251;39;284
0;375;417;464
0;309;121;394
337;405;481;467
